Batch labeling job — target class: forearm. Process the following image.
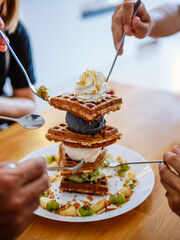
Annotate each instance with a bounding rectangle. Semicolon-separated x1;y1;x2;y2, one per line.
149;4;180;38
0;96;35;118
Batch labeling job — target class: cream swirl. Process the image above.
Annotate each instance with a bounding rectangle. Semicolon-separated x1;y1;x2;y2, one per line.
74;70;109;103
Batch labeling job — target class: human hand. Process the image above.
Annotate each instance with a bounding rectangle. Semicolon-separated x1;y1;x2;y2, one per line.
111;0;151;55
0;17;7;52
159;145;180;216
0;157;49;239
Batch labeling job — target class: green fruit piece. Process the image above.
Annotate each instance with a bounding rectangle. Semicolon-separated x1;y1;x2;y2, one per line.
40;192;47;197
36;86;49;101
118;170;125;177
46;155;54;164
46;200;60;211
37;88;43;95
53;154;59;162
46;155;59;165
68;175;84;183
109;193;126;205
121;164;130;172
78;205;94;217
118;164;130;177
130;184;135;189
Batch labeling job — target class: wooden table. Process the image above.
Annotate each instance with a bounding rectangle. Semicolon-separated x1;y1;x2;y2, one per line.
0;83;180;240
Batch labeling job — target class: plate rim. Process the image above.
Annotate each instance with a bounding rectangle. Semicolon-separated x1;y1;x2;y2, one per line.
20;143;155;222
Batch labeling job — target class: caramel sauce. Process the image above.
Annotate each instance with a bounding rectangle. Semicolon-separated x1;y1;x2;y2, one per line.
87;196;94;202
82;201;90;205
117;205;122;208
65;202;72;208
79;70;103;93
73;203;81;208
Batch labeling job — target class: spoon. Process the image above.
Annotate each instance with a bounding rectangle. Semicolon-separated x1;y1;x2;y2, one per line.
107;159;163;168
106;0;141;82
46;160;85;174
0;29;48;101
0;114;45;129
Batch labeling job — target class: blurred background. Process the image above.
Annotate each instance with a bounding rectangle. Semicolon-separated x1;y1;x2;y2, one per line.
18;0;180;111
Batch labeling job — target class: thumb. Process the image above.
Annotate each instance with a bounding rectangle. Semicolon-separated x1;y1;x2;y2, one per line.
131;16;150;38
172;145;180;157
0;162;10;169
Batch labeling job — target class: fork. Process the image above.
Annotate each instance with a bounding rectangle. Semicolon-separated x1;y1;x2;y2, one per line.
106;0;141;82
107;160;163;168
0;29;48;101
46;160;85;174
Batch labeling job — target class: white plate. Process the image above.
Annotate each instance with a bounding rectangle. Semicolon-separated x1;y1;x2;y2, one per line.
20;144;155;222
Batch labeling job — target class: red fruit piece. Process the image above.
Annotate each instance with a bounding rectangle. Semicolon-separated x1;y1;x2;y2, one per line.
108;89;114;95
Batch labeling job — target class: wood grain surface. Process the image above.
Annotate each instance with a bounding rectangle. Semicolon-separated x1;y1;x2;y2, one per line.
0;83;179;240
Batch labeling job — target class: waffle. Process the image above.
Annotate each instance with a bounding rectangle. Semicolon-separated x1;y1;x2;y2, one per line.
58;142;66;166
46;123;121;148
49;93;122;121
60;176;108;195
60;147;107;176
63;138;118;149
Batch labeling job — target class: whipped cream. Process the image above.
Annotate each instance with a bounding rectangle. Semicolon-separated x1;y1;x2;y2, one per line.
74;70;109;103
64;145;101;163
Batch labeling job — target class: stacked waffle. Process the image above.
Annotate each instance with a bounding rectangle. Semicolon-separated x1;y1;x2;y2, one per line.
46;70;122;195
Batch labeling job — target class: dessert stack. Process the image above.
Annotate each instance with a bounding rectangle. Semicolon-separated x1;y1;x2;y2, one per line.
46;70;122;195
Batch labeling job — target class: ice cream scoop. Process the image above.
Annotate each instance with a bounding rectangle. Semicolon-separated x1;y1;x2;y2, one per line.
66;112;106;135
64;144;101;163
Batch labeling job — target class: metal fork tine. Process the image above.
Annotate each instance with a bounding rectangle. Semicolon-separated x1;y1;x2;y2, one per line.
107;160;163;168
46;160;85;173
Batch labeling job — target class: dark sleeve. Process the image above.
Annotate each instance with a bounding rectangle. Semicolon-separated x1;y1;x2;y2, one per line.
8;22;36;89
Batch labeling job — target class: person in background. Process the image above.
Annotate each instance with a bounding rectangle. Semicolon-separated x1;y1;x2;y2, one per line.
111;0;180;217
0;0;36;129
0;7;49;240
